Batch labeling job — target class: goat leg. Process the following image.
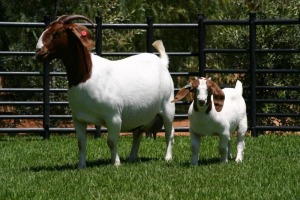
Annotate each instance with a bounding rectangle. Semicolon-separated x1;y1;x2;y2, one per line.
74;119;87;169
190;132;201;165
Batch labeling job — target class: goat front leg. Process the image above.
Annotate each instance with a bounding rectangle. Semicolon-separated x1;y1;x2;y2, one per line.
74;119;87;169
219;133;230;163
191;132;201;166
129;130;143;162
106;116;122;166
228;138;233;160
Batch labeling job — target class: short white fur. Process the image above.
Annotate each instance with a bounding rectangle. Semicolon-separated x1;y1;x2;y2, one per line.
189;78;247;165
36;20;175;168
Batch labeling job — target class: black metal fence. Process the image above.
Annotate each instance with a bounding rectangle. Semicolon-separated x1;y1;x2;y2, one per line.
0;13;299;138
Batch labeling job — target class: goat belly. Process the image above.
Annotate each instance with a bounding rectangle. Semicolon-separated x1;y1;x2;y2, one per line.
67;84;164;132
125;114;163;133
119;105;162;132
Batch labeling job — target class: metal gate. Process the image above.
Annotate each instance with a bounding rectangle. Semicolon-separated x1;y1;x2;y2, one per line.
0;13;299;138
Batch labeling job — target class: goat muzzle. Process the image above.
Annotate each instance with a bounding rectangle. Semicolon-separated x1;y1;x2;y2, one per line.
35;48;49;61
198;100;206;106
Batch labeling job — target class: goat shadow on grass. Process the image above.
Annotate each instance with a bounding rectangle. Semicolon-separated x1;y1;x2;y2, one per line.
28;157;159;172
28;159;113;172
180;157;221;167
198;157;221;165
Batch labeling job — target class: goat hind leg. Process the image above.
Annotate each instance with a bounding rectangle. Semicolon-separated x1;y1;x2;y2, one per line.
129;130;143;162
161;114;174;161
235;133;245;162
164;123;174;161
236;121;247;162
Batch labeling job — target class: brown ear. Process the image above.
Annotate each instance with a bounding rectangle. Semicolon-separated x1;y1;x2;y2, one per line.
69;24;95;50
171;84;192;103
207;80;225;112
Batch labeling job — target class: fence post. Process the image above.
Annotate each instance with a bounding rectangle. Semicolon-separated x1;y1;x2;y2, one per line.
146;17;154;53
197;14;206;77
94;16;103;138
146;17;156;139
249;13;257;137
42;16;51;139
95;16;103;56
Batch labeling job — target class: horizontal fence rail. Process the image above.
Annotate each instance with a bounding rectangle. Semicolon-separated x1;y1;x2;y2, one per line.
0;13;300;138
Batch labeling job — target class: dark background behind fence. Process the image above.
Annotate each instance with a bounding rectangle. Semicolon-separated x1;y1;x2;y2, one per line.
0;13;299;138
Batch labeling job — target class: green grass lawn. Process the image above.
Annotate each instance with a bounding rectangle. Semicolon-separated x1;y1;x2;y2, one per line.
0;134;299;199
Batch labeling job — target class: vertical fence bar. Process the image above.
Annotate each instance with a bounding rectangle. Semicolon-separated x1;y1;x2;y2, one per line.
94;16;103;138
146;17;154;53
249;13;257;137
95;16;103;56
42;16;51;139
146;17;156;139
197;14;206;77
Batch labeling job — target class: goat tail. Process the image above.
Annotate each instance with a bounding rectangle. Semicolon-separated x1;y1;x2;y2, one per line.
152;40;169;68
235;80;243;95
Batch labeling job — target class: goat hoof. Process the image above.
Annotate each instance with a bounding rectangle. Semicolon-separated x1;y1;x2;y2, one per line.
112;161;121;167
165;155;172;162
78;164;87;169
221;159;228;163
128;156;139;163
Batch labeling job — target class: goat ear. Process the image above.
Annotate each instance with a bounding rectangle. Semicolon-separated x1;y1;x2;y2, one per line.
69;24;95;50
171;84;192;103
207;80;225;112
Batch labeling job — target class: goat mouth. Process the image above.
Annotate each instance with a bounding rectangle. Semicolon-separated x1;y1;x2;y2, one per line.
35;50;49;61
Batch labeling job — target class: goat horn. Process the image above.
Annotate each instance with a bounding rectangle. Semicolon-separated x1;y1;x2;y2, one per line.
59;15;95;27
56;15;69;21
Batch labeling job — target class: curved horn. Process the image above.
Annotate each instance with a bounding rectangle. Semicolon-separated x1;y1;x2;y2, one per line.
59;15;95;27
56;15;69;22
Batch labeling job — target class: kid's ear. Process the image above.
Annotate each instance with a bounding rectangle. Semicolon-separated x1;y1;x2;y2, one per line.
171;84;192;103
207;80;225;112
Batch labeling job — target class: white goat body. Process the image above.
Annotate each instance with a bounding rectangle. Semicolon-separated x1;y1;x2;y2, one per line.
70;52;175;168
35;15;175;168
173;77;247;165
69;53;172;131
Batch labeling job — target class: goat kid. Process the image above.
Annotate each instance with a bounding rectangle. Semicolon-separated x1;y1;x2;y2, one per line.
172;77;247;165
35;15;175;168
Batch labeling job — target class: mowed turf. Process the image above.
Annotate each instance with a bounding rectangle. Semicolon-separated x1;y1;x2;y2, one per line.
0;134;299;199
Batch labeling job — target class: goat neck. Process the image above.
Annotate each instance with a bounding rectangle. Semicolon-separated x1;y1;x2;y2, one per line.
61;29;92;88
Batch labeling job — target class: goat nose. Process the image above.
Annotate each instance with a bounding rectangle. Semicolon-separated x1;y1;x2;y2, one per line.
198;100;205;105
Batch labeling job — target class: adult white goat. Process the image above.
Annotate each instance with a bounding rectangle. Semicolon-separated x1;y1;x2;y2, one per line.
172;77;247;165
35;15;175;168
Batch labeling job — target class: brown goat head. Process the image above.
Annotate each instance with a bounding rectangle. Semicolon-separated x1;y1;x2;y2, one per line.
172;77;225;113
35;15;95;61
